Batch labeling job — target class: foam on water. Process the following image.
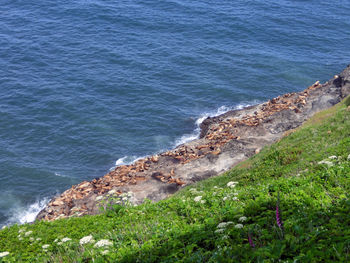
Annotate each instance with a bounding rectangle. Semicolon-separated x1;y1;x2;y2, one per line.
109;155;145;171
7;198;50;226
174;102;260;147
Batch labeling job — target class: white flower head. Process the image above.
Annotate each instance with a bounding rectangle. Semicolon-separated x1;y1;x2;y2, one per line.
94;239;113;248
95;196;103;201
42;244;50;249
61;237;72;243
223;197;228;201
108;189;116;195
217;222;227;228
194;196;202;202
239;216;247;222
227;181;238;188
80;235;95;245
0;252;10;258
101;250;109;255
318;160;334;167
36;238;42;241
25;231;33;236
57;241;63;245
232;197;238;201
29;237;34;241
234;224;244;229
200;200;206;204
18;228;25;233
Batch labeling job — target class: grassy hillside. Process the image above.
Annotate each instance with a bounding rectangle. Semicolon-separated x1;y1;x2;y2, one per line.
1;97;350;262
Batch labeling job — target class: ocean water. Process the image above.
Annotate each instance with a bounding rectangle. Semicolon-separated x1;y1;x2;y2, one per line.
1;0;349;227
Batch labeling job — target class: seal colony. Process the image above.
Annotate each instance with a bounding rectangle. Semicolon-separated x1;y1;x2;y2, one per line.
37;65;350;221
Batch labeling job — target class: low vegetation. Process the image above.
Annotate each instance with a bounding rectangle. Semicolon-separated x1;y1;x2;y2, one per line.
1;97;349;262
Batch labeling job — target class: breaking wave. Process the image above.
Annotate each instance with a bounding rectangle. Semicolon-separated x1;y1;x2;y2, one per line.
174;101;260;147
7;197;50;225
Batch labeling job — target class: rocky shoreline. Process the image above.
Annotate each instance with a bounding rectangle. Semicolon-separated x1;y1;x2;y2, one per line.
36;65;350;221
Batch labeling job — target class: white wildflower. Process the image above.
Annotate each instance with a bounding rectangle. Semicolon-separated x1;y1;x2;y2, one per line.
42;244;50;249
232;197;238;201
18;228;25;233
18;237;23;241
57;242;63;245
194;196;202;202
217;222;227;228
95;196;103;201
226;221;233;226
347;153;350;161
328;155;337;159
36;238;42;241
215;229;225;234
94;239;113;248
122;197;128;201
108;189;116;195
213;192;217;196
0;252;9;258
29;237;34;242
61;237;72;243
222;235;229;240
227;181;238;188
25;231;33;236
318;160;333;167
234;224;244;229
101;250;109;255
79;235;95;245
239;216;247;222
213;186;218;189
233;192;238;196
1;226;6;230
201;200;206;204
223;196;228;201
53;238;59;243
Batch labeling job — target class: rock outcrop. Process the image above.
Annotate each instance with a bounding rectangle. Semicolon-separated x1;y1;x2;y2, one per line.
36;65;350;221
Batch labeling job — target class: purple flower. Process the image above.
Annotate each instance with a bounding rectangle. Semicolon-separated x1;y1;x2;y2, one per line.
248;233;255;248
276;192;283;229
276;204;283;228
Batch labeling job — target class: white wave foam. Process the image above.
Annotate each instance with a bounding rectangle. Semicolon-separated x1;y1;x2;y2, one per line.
8;197;50;225
109;155;145;171
54;172;69;178
174;102;260;147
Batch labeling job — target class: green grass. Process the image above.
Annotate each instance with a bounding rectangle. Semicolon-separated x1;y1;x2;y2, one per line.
1;97;350;262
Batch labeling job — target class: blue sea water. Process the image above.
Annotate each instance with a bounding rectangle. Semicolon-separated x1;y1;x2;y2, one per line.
1;0;350;226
